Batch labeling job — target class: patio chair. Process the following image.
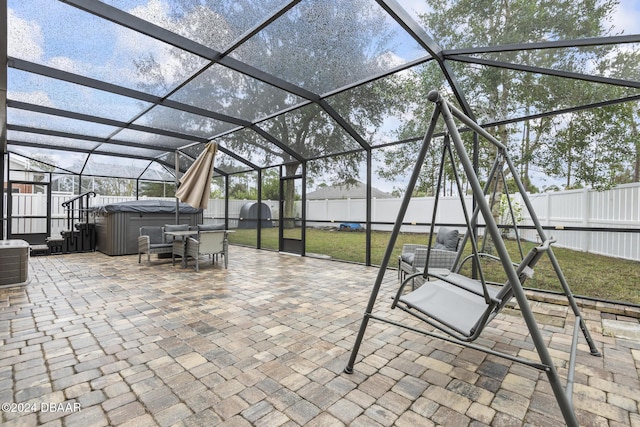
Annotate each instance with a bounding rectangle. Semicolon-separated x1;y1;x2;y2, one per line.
398;227;460;286
171;224;226;267
138;226;172;265
167;224;195;267
183;230;228;272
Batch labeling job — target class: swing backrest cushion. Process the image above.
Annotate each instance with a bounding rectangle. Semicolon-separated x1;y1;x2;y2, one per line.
434;227;459;251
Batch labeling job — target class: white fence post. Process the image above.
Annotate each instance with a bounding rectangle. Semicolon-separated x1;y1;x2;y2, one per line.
581;188;590;253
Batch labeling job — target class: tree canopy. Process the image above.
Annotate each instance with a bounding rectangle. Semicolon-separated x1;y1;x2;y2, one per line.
378;0;640;193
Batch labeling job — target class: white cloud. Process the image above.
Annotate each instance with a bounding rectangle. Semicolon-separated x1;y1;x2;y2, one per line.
376;51;406;69
396;0;431;20
8;90;55;108
12;0;192;94
128;0;173;28
48;56;82;75
7;8;44;61
110;0;200;88
611;1;640;34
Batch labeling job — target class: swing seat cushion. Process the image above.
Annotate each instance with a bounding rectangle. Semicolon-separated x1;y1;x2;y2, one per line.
433;227;459;251
399;272;501;336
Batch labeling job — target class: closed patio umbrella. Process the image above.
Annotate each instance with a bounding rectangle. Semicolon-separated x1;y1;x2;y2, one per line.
176;142;218;210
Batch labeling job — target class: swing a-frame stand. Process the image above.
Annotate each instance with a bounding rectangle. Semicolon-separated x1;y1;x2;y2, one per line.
344;91;601;427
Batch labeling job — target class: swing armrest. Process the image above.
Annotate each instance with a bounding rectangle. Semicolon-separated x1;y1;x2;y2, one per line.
455;238;556;275
392;271;424;308
455;252;519;274
535;237;556;252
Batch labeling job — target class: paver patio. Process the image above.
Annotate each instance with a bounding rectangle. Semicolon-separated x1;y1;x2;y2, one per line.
1;246;639;426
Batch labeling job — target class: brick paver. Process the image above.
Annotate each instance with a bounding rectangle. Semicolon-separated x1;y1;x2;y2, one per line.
0;247;638;425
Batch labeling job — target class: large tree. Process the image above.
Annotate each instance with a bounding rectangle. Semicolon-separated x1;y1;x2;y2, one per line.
380;0;629;192
537;80;636;189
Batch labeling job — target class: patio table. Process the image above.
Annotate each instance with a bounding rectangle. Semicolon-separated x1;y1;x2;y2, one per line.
165;230;199;268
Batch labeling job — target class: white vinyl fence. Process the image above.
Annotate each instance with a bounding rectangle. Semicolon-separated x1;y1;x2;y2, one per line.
5;182;640;261
522;184;640;261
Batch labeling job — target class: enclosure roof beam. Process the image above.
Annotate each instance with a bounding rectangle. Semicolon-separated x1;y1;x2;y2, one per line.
9;153;77;176
61;0;322;102
374;0;441;57
8;61;305;161
10;58;161;104
9;59;253;129
448;55;640;89
320;56;433;100
61;0;216;60
7;139;159;163
10;103;222;168
8;101;211;145
318;100;371;151
9;100;141;128
221;1;301;56
444;34;640;56
61;0;371;158
7;125;183;153
375;0;475;119
250;126;306;164
308;146;366;163
173;148;228;178
60;0;330;165
481;93;640;128
8;129;189;178
8;62;322;165
6;151;78;176
216;145;261;171
212;167;227;177
163;159;227;178
372;93;640;152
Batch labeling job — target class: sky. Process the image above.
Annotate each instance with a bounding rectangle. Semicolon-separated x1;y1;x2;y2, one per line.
7;0;640;191
11;0;639;97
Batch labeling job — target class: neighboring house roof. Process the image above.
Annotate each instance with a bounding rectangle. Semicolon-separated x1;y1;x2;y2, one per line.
9;156;29;169
307;181;392;200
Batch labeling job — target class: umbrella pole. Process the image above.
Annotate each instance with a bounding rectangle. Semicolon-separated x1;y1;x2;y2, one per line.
175;150;180;225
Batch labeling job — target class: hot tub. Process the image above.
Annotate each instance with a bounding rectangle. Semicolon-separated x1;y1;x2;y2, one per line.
93;200;203;256
0;240;30;287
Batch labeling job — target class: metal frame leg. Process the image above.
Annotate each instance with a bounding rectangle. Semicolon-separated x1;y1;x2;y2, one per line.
345;106;441;373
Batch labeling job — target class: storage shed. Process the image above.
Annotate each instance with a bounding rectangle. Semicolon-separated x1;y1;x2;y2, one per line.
238;202;273;229
94;200;202;256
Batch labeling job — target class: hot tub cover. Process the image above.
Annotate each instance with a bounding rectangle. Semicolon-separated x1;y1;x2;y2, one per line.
94;200;202;214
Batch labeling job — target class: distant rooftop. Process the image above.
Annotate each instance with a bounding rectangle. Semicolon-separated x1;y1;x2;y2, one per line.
307;181;392;200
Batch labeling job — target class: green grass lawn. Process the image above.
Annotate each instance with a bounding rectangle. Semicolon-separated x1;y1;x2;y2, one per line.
229;227;640;305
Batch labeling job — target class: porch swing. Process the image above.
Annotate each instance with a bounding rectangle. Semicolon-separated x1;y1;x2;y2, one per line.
344;91;601;427
392;131;543;342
